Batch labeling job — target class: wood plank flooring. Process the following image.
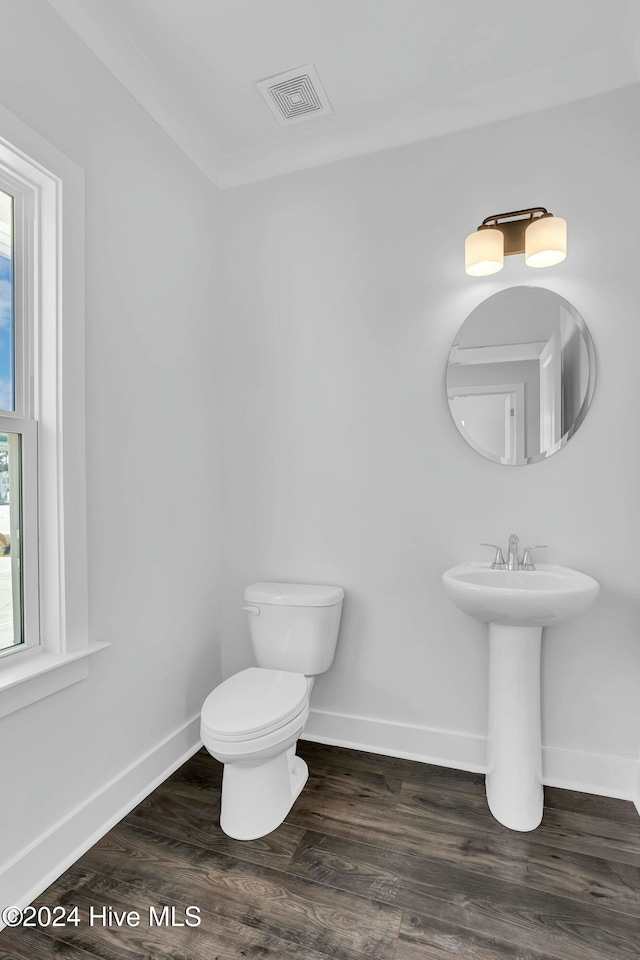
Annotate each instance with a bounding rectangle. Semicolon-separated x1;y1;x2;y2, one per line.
1;741;639;959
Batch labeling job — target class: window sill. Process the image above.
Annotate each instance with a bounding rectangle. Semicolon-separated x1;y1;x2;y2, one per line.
0;642;109;719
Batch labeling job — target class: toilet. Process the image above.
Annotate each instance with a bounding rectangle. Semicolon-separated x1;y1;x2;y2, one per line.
200;581;344;840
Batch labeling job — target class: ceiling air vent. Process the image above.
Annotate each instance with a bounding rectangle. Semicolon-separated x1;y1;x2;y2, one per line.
256;64;333;126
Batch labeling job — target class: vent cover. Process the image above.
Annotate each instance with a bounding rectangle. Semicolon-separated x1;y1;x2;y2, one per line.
256;64;333;126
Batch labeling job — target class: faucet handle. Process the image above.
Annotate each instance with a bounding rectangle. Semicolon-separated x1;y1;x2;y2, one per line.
521;545;547;571
480;544;506;570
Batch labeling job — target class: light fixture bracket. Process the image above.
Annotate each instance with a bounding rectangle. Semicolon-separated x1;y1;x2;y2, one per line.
479;207;551;257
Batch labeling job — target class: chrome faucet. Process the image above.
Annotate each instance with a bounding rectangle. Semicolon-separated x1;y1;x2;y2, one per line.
507;533;520;571
481;536;547;571
480;543;506;569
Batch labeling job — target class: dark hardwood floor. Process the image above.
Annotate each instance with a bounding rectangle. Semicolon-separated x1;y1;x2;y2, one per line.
2;741;640;959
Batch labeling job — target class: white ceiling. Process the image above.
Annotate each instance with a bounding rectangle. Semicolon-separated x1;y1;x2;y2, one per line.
48;0;640;188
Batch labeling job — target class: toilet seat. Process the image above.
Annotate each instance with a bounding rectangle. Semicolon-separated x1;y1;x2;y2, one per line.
201;667;309;742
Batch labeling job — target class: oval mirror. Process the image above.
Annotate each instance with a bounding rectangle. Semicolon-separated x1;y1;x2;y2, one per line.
446;287;595;465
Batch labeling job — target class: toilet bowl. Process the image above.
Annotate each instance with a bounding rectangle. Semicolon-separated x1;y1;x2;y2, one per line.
200;581;343;840
202;668;312;839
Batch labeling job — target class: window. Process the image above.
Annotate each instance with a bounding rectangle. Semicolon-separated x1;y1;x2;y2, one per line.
0;182;39;661
0;104;105;718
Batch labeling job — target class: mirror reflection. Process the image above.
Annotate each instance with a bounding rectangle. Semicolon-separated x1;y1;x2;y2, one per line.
446;287;596;465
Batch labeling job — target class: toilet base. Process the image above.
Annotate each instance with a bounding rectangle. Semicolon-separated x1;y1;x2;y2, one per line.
220;746;309;840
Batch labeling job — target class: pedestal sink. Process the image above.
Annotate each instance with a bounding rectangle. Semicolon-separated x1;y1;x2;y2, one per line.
442;562;599;831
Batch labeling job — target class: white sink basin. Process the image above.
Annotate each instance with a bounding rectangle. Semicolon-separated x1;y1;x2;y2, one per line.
442;562;599;627
443;559;600;832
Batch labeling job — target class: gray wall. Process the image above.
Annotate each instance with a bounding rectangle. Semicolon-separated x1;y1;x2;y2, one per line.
0;0;223;872
220;84;640;793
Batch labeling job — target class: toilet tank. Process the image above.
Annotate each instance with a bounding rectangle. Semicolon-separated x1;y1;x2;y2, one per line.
243;582;344;675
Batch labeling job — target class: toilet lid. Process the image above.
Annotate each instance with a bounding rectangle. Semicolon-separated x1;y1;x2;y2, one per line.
244;582;344;607
201;667;308;740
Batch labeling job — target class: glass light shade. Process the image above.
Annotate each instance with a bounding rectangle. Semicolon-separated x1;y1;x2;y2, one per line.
465;228;504;276
525;216;567;268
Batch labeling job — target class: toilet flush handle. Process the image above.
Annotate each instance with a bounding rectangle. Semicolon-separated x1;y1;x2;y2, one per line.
242;605;261;616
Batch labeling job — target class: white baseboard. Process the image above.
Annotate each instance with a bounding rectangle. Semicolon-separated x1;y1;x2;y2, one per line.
542;745;637;801
303;708;639;806
302;708;486;772
0;715;203;918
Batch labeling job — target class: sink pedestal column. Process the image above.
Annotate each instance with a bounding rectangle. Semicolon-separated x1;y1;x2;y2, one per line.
486;623;543;831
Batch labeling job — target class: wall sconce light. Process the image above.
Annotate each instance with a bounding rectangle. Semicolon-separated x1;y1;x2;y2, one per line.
465;207;567;276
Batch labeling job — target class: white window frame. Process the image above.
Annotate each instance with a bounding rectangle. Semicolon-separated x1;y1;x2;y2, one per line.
0;103;107;719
